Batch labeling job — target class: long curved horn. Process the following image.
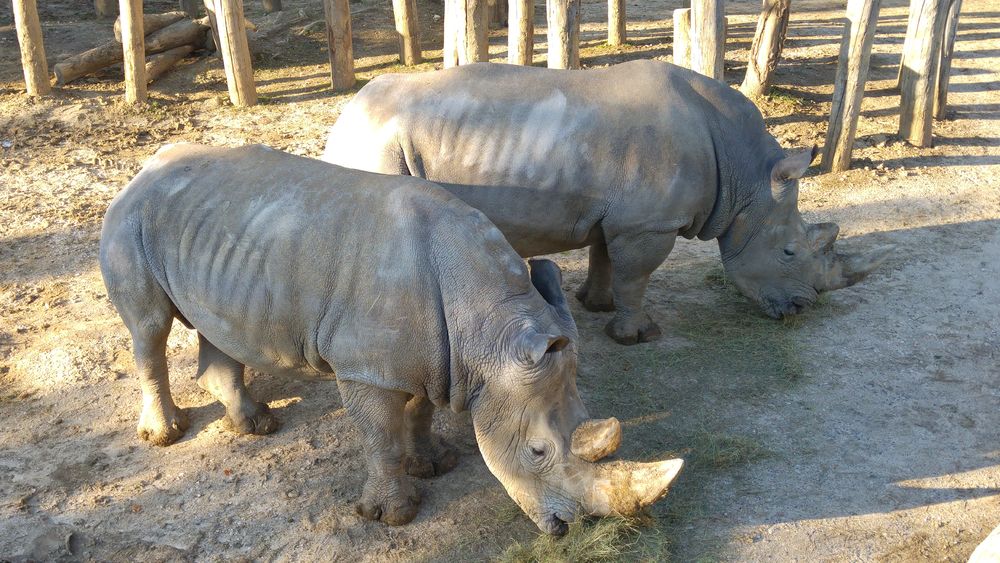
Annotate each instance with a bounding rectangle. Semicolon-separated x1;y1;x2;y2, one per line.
823;245;896;290
571;417;622;462
581;458;685;516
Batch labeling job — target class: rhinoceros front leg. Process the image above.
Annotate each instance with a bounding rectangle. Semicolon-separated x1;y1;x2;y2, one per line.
605;230;677;345
195;334;279;435
401;395;458;478
338;379;421;526
575;242;616;312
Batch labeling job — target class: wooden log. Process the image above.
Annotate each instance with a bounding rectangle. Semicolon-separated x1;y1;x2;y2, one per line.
608;0;625;45
203;0;222;56
119;0;147;103
443;0;488;67
114;11;187;42
508;0;534;65
214;0;257;105
739;0;790;97
146;19;209;52
179;0;200;17
547;0;581;69
896;0;921;88
898;0;948;146
12;0;50;96
144;45;194;83
933;0;961;119
392;0;422;65
323;0;355;91
96;0;119;19
488;0;508;27
263;0;282;13
673;8;691;68
690;0;725;80
821;0;882;173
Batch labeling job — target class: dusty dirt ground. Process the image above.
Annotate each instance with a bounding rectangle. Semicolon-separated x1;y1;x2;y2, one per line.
2;0;999;560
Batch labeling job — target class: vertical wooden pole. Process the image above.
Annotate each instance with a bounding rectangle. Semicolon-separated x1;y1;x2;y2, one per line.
488;0;508;27
203;0;222;52
392;0;422;65
444;0;488;67
324;0;355;90
214;0;257;105
179;0;200;17
263;0;282;12
690;0;725;80
898;0;948;146
12;0;51;96
896;0;921;88
119;0;147;103
933;0;962;119
740;0;790;97
608;0;625;45
508;0;534;65
547;0;580;69
673;8;691;68
821;0;882;173
95;0;119;18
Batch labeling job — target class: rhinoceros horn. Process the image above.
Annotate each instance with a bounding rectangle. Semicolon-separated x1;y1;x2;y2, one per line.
580;458;685;516
821;245;896;291
571;417;622;462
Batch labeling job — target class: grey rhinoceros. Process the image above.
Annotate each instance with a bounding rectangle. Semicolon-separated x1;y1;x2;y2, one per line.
322;60;894;345
99;143;683;534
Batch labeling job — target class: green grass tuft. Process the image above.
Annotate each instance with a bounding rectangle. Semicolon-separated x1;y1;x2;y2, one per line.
497;515;667;563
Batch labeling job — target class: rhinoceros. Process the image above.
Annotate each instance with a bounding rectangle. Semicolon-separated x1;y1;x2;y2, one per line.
99;143;683;534
322;60;894;345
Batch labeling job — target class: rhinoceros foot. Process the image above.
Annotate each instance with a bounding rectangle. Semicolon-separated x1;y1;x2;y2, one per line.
403;442;459;478
137;403;190;446
224;401;280;436
356;476;421;526
576;284;616;312
605;313;662;345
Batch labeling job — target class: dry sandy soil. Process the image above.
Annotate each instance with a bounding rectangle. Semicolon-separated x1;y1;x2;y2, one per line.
1;0;999;560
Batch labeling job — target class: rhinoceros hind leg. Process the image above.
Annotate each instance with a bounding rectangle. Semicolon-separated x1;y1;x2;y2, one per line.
604;230;677;345
401;395;459;478
339;379;422;526
196;334;279;436
575;242;616;312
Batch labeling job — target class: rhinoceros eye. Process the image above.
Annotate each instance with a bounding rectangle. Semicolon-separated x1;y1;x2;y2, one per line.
783;247;796;257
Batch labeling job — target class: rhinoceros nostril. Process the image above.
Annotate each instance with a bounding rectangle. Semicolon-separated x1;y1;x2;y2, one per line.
545;514;569;536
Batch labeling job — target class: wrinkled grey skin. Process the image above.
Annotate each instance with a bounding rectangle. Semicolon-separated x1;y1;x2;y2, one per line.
323;60;893;345
99;143;680;534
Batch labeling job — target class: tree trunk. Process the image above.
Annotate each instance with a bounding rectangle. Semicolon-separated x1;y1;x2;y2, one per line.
821;0;881;173
673;8;691;68
392;0;422;65
119;0;147;103
690;0;725;80
214;0;257;106
324;0;355;90
933;0;961;119
739;0;790;97
898;0;948;146
547;0;580;69
12;0;50;96
608;0;625;45
145;45;194;83
444;0;488;67
263;0;282;13
179;0;200;17
95;0;118;19
114;12;187;42
508;0;534;64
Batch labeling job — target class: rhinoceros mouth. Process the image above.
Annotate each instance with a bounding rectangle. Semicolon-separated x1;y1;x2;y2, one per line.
763;294;816;318
541;513;570;536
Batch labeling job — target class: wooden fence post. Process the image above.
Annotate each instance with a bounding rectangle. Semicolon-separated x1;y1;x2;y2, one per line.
673;8;691;68
263;0;282;13
12;0;51;96
547;0;580;69
392;0;422;65
508;0;534;64
119;0;147;103
933;0;961;119
690;0;725;80
821;0;881;173
444;0;488;67
608;0;625;45
896;0;921;88
95;0;119;18
214;0;257;105
898;0;947;146
324;0;355;90
488;0;508;27
179;0;199;17
740;0;790;97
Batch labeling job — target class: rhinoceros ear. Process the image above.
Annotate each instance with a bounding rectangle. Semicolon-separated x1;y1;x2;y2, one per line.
521;332;570;366
770;146;818;202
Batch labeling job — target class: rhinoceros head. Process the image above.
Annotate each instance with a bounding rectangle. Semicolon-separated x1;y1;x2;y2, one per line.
718;146;894;318
471;259;683;535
